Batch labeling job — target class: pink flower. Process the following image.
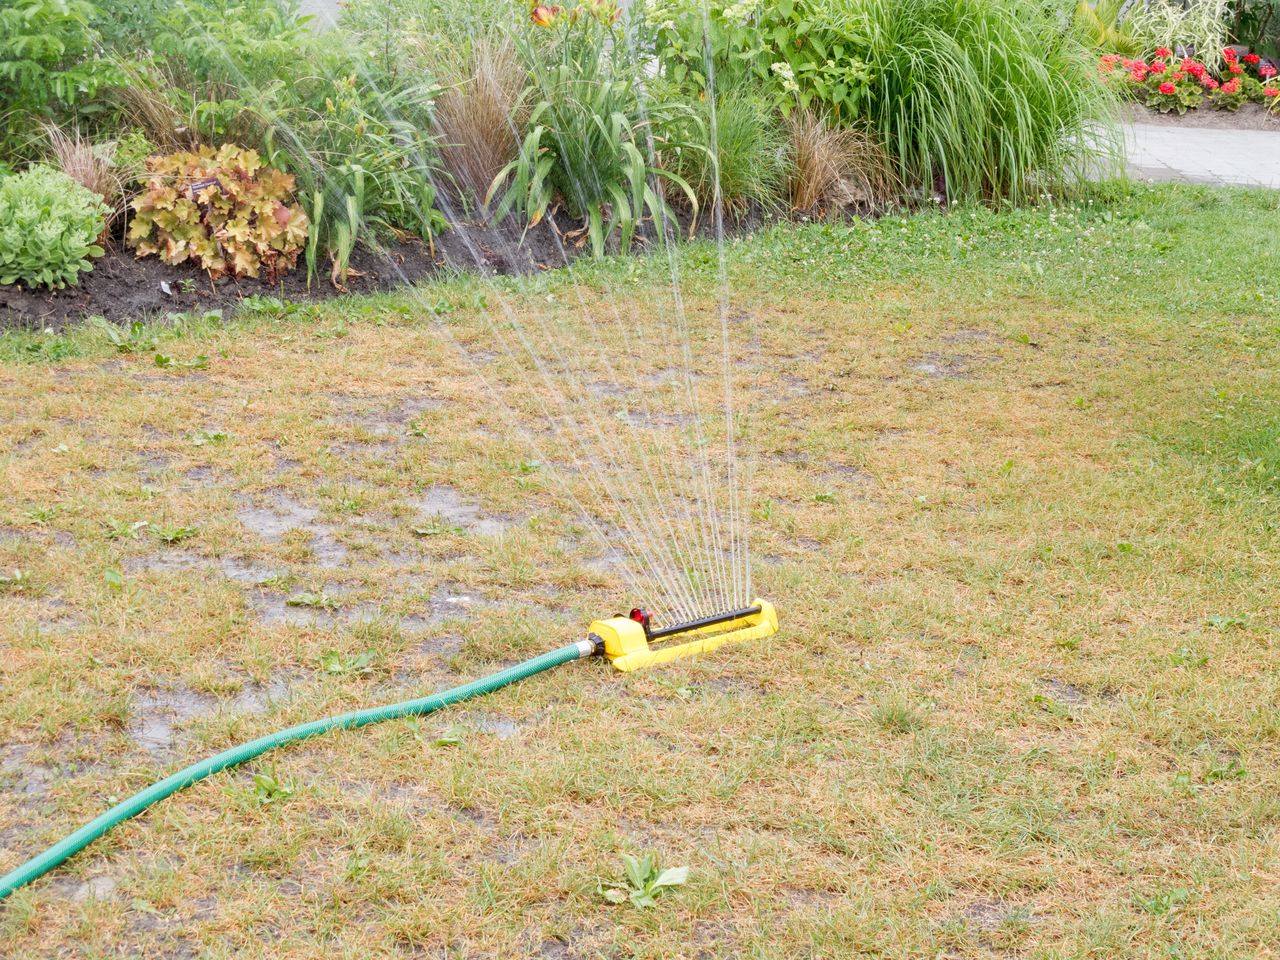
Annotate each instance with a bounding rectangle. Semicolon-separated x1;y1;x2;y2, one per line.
1155;47;1172;58
1221;80;1239;93
1265;87;1280;97
1131;69;1147;82
1171;71;1185;80
1150;61;1167;73
1229;63;1243;74
1261;65;1277;78
1201;76;1219;89
1223;46;1238;61
1158;81;1177;94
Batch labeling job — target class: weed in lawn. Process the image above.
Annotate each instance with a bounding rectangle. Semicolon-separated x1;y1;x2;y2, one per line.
598;853;689;909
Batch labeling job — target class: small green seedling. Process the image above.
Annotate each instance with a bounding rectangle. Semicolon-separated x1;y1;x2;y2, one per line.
0;569;30;592
1204;614;1246;630
251;767;295;805
813;491;837;504
289;592;342;611
1203;757;1246;783
1134;887;1191;917
104;518;149;541
434;726;463;748
1169;646;1208;668
101;319;156;354
317;650;375;675
153;353;210;370
598;853;688;909
152;523;199;545
26;506;58;524
103;568;124;591
412;517;464;537
190;431;229;447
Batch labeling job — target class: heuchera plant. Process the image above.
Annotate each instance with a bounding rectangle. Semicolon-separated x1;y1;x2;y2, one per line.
128;145;309;281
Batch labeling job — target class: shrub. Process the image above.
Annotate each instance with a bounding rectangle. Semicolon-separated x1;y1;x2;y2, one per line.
127;144;309;281
0;165;108;288
668;92;788;218
0;0;122;158
786;110;897;212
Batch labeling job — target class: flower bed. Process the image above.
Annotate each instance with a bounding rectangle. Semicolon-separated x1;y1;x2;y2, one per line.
1101;46;1280;116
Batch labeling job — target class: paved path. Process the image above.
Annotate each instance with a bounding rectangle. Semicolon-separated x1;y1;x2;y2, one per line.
1125;122;1280;188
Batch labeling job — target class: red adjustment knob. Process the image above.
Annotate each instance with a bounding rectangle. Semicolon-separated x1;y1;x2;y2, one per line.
628;608;651;629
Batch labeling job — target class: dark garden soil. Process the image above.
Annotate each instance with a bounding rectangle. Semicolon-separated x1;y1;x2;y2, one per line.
1125;100;1280;130
0;213;590;330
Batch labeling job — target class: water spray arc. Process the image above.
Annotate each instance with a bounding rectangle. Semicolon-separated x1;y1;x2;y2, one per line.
0;603;778;901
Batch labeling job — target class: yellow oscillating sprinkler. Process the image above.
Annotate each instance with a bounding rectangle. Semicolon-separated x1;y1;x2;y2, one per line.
588;599;780;672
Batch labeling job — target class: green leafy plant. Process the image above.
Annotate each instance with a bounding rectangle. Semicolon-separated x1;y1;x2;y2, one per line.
647;0;872;118
97;318;157;353
598;853;689;908
490;1;700;257
151;523;198;544
103;517;148;540
0;569;31;592
289;591;343;611
0;165;108;288
0;0;123;157
250;765;295;804
127;143;309;281
153;352;209;370
317;649;376;674
1074;0;1141;55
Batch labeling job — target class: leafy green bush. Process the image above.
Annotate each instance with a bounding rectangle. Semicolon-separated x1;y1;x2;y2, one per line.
0;165;108;288
0;0;122;157
127;144;309;280
646;0;872;119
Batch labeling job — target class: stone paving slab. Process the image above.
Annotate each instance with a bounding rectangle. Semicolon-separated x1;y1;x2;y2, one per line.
1124;122;1280;188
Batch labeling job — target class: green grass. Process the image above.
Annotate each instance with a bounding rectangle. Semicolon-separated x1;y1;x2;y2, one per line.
2;182;1280;957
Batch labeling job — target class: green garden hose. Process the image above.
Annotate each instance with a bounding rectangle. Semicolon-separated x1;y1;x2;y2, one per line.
0;639;597;900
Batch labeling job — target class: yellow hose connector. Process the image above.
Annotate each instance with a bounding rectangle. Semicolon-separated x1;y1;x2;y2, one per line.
590;599;779;672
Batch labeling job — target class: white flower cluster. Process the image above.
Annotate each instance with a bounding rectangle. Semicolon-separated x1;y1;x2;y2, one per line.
771;60;799;93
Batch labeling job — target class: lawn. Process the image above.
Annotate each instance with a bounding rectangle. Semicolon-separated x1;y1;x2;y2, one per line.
2;182;1280;958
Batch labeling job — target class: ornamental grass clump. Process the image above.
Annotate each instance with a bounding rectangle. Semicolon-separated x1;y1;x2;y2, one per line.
128;144;308;281
0;166;109;289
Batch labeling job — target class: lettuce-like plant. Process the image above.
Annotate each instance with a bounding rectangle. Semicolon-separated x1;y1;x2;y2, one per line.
127;144;308;281
0;165;108;289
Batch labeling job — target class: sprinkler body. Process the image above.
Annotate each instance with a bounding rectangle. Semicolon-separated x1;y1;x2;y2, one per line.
590;598;779;672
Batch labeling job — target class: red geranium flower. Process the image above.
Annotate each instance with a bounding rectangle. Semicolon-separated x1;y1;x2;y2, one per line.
1186;62;1205;77
1245;53;1261;64
1261;65;1277;78
1229;63;1243;74
1202;77;1219;89
1221;80;1239;93
1158;81;1177;94
1265;87;1280;97
1131;69;1147;82
1155;47;1172;58
1150;61;1167;73
1223;47;1238;61
1171;71;1185;80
